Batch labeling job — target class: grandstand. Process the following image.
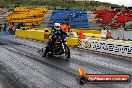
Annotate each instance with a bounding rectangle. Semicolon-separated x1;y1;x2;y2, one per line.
111;10;132;28
4;7;48;26
94;10;117;27
94;9;132;29
3;7;132;29
40;10;53;27
48;9;89;28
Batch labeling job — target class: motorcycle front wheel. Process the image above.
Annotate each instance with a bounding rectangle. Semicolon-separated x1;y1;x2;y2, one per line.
64;43;70;59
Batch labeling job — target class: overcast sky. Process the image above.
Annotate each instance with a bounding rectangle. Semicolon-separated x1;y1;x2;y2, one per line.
95;0;132;7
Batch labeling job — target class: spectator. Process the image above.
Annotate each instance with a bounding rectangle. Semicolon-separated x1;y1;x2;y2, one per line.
12;22;14;26
0;24;3;31
36;22;39;26
34;15;36;18
3;23;7;32
8;23;13;34
20;22;24;27
32;22;35;28
65;19;70;32
16;23;21;29
101;26;107;39
60;22;66;31
13;24;16;35
65;23;70;32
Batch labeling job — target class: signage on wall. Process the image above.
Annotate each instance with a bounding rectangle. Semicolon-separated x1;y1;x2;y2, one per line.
82;40;91;48
90;42;132;54
82;40;132;54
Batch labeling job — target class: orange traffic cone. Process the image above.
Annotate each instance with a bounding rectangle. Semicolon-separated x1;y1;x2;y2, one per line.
78;28;84;48
79;28;83;40
106;29;110;39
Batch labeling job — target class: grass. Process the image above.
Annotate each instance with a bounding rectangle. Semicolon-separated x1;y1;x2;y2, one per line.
0;0;122;10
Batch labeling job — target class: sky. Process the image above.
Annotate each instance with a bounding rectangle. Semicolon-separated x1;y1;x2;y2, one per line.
95;0;132;7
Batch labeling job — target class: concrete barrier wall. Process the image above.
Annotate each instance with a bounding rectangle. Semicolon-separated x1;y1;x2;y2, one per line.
82;38;132;57
23;28;101;34
71;29;101;38
110;29;124;39
15;29;78;47
110;29;132;40
71;29;101;34
123;31;132;40
18;28;101;38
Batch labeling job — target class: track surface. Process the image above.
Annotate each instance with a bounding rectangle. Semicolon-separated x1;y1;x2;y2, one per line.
0;32;132;88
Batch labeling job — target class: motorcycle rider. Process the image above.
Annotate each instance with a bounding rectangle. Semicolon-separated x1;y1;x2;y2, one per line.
43;23;68;57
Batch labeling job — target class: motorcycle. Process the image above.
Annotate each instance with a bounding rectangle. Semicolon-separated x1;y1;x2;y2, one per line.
43;35;70;59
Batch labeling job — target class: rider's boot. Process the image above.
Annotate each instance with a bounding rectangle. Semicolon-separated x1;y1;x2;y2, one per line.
57;48;64;55
42;47;50;57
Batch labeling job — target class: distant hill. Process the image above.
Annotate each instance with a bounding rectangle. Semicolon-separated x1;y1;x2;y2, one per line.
0;0;123;10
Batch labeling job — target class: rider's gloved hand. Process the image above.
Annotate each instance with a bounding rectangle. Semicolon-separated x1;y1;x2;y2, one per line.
66;33;69;37
67;34;69;37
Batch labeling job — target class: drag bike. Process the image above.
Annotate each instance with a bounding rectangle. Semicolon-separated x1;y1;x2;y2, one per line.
43;35;70;59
